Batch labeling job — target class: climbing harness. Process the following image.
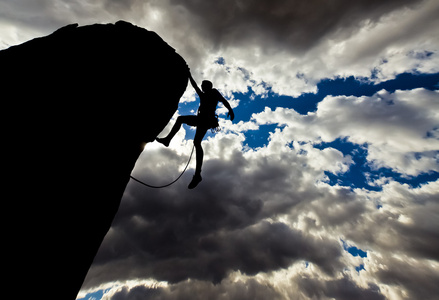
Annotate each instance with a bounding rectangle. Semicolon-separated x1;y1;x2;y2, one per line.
210;114;221;134
129;144;195;188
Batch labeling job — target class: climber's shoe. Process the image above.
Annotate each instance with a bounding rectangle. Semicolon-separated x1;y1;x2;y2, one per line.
188;173;202;189
156;137;170;147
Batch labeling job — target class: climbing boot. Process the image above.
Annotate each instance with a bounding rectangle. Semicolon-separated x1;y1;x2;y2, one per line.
155;137;170;147
188;173;202;189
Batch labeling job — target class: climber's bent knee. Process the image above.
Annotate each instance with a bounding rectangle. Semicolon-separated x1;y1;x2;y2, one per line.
178;115;198;127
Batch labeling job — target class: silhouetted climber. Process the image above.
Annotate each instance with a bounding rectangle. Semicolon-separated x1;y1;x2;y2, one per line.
156;67;235;189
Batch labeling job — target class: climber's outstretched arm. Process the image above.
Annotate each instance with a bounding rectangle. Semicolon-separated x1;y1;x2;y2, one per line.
219;95;235;121
188;71;202;96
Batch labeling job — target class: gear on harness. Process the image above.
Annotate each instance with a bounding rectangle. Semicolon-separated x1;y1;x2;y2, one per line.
210;114;221;133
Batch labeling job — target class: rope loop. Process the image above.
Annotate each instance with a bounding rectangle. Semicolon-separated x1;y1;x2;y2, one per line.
130;144;195;188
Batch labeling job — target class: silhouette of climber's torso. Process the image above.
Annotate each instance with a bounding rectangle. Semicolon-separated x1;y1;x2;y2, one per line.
198;89;222;128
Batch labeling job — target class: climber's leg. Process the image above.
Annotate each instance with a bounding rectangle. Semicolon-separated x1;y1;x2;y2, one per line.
156;115;198;147
188;126;208;189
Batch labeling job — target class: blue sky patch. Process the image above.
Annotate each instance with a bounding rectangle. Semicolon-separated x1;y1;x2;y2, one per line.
215;56;226;65
76;289;106;300
342;240;367;258
355;264;366;272
314;139;380;190
232;72;439;118
315;138;439;190
243;124;279;148
342;240;367;272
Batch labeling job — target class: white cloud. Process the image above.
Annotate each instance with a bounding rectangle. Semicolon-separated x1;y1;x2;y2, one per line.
253;88;439;176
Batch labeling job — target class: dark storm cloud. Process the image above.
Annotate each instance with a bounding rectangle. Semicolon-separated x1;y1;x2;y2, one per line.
342;183;439;262
1;0;427;59
78;88;439;299
107;274;388;300
110;277;282;300
168;0;423;51
297;275;385;300
373;254;439;300
82;148;344;288
0;0;59;29
90;0;428;53
105;0;137;11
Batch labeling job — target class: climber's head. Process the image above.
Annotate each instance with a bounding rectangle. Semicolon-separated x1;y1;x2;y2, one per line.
201;80;213;92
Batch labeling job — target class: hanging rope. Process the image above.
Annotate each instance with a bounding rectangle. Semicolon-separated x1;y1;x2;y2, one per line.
129;144;195;188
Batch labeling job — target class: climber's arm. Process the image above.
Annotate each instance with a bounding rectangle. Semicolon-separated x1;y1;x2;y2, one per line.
218;94;235;121
188;71;202;96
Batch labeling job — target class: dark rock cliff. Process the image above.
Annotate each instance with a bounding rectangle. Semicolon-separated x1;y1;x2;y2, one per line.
2;21;188;299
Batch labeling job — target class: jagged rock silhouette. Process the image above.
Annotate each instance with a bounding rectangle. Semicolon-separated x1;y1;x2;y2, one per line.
2;21;188;300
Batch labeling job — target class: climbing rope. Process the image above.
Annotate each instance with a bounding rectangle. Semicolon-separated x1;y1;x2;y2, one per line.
129;144;195;188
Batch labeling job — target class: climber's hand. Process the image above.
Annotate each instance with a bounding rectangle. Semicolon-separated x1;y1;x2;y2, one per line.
227;110;235;121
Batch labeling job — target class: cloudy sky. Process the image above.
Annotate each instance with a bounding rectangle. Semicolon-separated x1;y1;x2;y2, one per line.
2;1;439;299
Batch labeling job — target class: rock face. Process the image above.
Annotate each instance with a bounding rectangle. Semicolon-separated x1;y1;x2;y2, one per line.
2;21;188;299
